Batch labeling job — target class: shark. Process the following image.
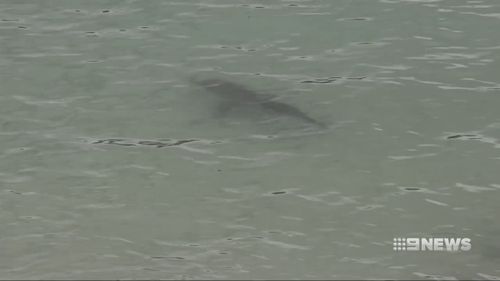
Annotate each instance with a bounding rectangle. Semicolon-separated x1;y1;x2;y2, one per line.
189;76;326;129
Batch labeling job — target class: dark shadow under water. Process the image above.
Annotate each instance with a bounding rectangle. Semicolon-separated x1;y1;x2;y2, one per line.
187;74;328;132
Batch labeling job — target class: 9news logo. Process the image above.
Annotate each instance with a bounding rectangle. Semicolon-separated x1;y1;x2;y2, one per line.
393;237;471;252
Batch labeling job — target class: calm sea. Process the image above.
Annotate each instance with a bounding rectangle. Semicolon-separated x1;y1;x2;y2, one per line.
1;0;499;279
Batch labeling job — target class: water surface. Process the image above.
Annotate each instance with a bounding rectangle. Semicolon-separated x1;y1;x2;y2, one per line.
1;0;500;279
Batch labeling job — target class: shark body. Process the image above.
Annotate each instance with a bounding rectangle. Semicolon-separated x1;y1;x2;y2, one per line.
190;77;326;128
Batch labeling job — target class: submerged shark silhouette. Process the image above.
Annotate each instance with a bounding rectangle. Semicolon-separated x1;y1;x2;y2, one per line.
189;76;326;129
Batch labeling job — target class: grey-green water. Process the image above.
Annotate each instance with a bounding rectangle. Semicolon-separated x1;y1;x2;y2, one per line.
1;0;500;279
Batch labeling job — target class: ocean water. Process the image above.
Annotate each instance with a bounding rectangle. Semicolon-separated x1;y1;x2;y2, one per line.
1;0;500;279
